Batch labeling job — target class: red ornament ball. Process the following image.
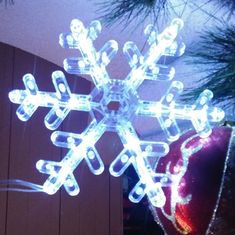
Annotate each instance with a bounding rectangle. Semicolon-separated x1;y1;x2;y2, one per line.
150;126;235;235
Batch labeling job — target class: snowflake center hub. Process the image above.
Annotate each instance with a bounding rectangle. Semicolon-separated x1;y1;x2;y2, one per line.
107;101;121;111
99;80;138;121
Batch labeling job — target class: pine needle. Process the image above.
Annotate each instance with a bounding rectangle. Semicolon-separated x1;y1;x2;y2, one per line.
0;0;14;6
210;0;235;16
182;22;235;110
96;0;169;27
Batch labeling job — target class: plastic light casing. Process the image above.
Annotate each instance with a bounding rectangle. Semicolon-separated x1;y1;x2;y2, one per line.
9;18;224;208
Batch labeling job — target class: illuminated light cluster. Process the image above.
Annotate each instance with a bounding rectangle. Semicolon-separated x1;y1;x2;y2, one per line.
9;18;224;207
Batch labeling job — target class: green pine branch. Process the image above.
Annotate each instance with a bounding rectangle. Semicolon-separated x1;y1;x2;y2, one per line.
182;22;235;110
210;0;235;16
96;0;168;27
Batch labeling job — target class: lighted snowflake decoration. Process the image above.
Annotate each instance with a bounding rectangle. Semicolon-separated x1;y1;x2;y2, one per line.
9;18;224;208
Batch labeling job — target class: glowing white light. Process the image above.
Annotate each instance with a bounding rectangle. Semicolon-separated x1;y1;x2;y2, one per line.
8;18;224;208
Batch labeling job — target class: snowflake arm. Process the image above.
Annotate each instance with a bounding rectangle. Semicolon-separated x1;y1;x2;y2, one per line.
137;81;225;140
60;19;118;89
124;23;184;82
36;120;107;196
109;122;170;207
9;71;92;130
124;18;184;90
